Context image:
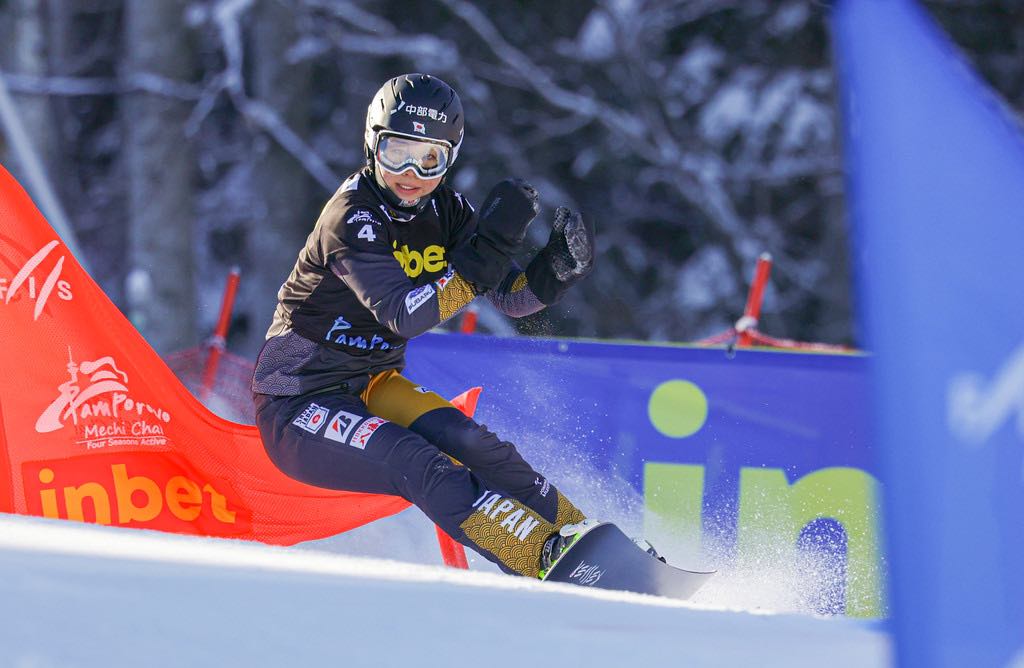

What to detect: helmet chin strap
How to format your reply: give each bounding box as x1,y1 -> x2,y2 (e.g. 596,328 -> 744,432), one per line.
373,168 -> 420,206
369,165 -> 425,222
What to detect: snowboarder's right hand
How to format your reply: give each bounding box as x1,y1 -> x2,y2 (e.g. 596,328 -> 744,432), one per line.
475,178 -> 540,256
450,179 -> 540,293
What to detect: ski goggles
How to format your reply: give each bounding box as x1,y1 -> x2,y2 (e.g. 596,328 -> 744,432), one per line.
374,132 -> 453,179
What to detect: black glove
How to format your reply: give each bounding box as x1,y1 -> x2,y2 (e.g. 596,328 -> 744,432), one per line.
450,179 -> 539,292
525,206 -> 595,305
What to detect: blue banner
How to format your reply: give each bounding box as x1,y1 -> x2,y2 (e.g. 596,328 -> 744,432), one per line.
834,0 -> 1024,663
406,333 -> 880,615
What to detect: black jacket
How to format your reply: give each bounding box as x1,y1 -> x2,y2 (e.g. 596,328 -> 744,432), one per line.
252,170 -> 544,396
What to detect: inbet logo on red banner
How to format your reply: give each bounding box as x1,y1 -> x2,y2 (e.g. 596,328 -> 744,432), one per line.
22,452 -> 251,536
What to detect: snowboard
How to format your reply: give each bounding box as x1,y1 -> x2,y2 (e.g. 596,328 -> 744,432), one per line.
540,522 -> 714,601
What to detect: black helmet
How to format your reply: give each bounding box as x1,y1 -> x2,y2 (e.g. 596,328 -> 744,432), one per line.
364,74 -> 464,213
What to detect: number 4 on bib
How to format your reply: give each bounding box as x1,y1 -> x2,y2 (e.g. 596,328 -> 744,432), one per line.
358,224 -> 377,242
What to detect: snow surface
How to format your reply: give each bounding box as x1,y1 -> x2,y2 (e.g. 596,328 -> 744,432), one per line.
0,513 -> 891,668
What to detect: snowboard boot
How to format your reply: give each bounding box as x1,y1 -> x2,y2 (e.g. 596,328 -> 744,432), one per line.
538,518 -> 602,579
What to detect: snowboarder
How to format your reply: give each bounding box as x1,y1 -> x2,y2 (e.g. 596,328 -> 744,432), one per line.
252,73 -> 595,578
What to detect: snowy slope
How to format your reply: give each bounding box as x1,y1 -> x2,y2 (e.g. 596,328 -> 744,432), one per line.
0,514 -> 890,668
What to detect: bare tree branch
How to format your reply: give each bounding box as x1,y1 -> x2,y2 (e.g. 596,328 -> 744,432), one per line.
436,0 -> 648,141
235,96 -> 340,191
2,72 -> 202,99
204,0 -> 341,191
437,0 -> 759,271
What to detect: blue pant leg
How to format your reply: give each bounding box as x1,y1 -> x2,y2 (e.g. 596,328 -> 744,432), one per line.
255,392 -> 549,574
408,407 -> 580,525
255,392 -> 404,495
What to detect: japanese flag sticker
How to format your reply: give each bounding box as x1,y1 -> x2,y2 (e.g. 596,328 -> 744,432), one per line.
293,403 -> 330,434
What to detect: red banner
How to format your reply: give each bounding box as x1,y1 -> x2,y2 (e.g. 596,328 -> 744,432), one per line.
0,163 -> 415,544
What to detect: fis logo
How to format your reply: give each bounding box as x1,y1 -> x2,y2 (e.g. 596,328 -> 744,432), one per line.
1,240 -> 74,320
948,342 -> 1024,446
947,342 -> 1024,477
471,490 -> 542,541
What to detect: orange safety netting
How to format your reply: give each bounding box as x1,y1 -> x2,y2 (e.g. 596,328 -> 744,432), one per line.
0,163 -> 441,545
697,327 -> 855,353
164,347 -> 258,425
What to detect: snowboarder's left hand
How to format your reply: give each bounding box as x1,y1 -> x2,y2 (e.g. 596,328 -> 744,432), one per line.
525,207 -> 595,305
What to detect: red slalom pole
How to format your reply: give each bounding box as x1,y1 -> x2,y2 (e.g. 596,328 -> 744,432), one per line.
736,253 -> 773,347
435,525 -> 469,569
459,304 -> 479,334
0,398 -> 14,512
200,267 -> 241,403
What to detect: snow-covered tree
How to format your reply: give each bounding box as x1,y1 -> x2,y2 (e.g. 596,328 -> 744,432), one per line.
0,0 -> 1020,355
